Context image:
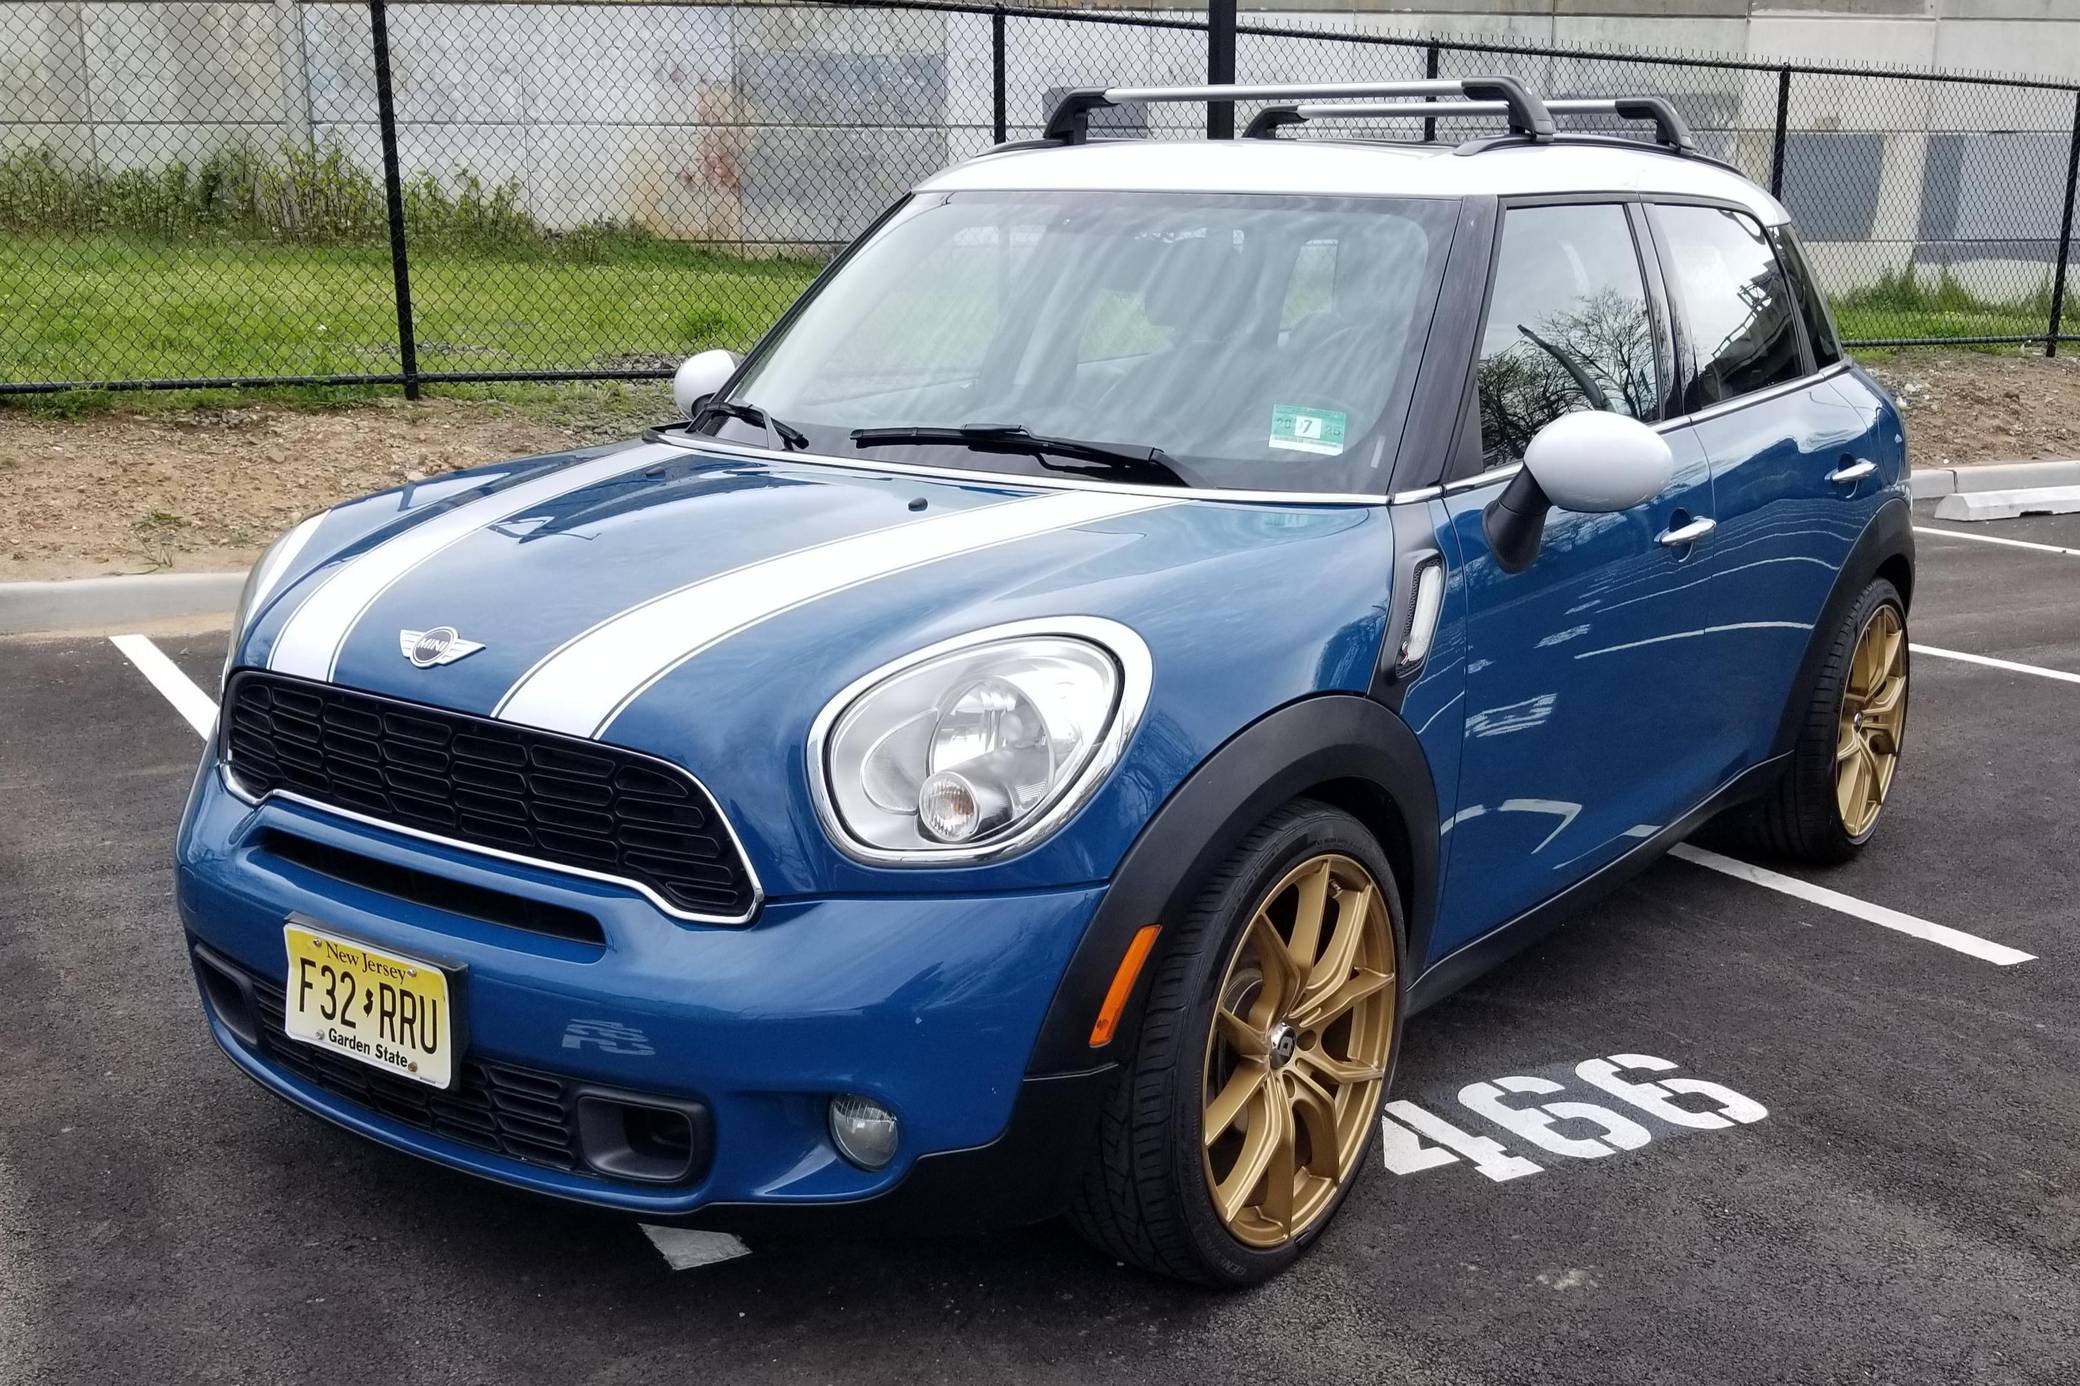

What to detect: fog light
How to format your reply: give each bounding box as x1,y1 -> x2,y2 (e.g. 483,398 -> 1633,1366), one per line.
829,1093 -> 900,1170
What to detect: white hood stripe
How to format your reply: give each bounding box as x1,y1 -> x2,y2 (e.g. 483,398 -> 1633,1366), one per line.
496,489 -> 1177,738
267,445 -> 676,681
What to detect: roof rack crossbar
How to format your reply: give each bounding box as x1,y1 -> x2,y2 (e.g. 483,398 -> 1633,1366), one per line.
1241,92 -> 1698,156
1242,100 -> 1511,139
1545,97 -> 1696,152
1043,77 -> 1553,145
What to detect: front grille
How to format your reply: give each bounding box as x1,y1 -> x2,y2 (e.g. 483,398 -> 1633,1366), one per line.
223,671 -> 757,921
247,963 -> 589,1172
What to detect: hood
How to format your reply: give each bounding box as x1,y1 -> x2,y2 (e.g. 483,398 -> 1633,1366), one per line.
240,440 -> 1398,895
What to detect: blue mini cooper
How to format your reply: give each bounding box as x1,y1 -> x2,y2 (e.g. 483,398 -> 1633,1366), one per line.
179,79 -> 1914,1286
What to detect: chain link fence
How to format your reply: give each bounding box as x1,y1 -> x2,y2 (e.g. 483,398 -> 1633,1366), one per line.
4,0 -> 2077,397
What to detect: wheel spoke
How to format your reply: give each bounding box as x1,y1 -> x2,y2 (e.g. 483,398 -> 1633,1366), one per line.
1246,910 -> 1304,1017
1835,720 -> 1860,763
1295,1046 -> 1385,1087
1259,1081 -> 1298,1234
1862,674 -> 1905,726
1300,883 -> 1372,1010
1293,966 -> 1393,1030
1204,1062 -> 1267,1145
1214,1084 -> 1283,1225
1216,1007 -> 1268,1058
1837,746 -> 1868,823
1287,1067 -> 1344,1178
1285,860 -> 1333,970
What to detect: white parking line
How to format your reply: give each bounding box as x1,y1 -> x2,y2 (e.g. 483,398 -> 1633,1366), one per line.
1914,524 -> 2080,558
1669,844 -> 2035,966
111,634 -> 217,738
1911,644 -> 2080,687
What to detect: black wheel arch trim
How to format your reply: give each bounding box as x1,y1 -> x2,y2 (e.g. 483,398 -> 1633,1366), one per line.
1770,495 -> 1914,760
1023,694 -> 1440,1077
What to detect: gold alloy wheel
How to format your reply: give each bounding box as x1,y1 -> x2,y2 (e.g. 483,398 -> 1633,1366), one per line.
1836,603 -> 1908,838
1200,853 -> 1396,1249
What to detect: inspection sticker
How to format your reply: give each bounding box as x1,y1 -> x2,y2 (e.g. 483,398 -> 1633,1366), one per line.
1269,405 -> 1347,456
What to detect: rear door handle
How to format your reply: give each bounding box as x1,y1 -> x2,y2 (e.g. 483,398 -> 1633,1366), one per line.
1827,459 -> 1877,484
1657,516 -> 1717,547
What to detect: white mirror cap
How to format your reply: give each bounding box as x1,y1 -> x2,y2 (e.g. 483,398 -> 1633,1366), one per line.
1522,409 -> 1675,514
672,348 -> 742,419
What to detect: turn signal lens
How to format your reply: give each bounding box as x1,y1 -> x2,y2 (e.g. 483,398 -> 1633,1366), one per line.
1089,924 -> 1161,1047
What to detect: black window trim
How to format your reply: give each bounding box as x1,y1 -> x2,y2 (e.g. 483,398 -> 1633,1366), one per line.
1443,191 -> 1673,485
1640,195 -> 1843,426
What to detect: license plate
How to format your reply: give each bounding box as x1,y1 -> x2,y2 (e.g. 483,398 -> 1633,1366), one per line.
283,923 -> 454,1089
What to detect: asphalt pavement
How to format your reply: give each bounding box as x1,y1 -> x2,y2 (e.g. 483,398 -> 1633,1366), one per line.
2,509 -> 2075,1385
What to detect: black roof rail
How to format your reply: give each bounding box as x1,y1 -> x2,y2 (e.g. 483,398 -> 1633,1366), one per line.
1042,77 -> 1554,146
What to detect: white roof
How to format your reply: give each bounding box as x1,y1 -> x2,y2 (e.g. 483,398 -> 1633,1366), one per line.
919,137 -> 1790,226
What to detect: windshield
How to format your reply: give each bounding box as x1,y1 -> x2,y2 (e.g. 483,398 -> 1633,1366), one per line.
702,190 -> 1459,494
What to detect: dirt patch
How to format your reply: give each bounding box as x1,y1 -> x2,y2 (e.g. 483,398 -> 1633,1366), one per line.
0,394 -> 659,582
1864,348 -> 2080,471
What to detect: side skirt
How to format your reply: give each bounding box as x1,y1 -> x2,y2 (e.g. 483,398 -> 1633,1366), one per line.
1405,753 -> 1789,1014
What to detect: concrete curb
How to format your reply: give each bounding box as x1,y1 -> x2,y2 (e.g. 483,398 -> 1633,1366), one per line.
1933,485 -> 2080,522
1910,459 -> 2080,500
0,571 -> 244,636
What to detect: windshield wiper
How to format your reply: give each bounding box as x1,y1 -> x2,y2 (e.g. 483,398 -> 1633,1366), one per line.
693,398 -> 809,451
849,424 -> 1190,486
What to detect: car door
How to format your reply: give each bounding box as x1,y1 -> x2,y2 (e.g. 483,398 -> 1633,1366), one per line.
1433,200 -> 1724,958
1648,205 -> 1890,771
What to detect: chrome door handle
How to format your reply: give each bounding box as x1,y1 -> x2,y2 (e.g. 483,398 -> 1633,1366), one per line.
1657,517 -> 1717,547
1827,459 -> 1877,484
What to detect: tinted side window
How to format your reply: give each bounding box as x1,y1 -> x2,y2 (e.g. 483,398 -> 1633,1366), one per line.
1770,225 -> 1842,367
1654,204 -> 1806,410
1475,204 -> 1659,470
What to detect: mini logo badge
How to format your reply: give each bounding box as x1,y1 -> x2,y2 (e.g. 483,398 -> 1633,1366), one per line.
399,626 -> 485,669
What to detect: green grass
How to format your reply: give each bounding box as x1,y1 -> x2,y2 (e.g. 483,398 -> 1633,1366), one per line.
0,233 -> 822,395
1831,265 -> 2054,347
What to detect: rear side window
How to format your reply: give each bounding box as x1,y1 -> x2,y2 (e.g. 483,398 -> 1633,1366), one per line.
1653,204 -> 1806,411
1770,225 -> 1842,368
1473,203 -> 1660,470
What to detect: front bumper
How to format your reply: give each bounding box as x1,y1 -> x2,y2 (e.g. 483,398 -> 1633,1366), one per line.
177,765 -> 1112,1225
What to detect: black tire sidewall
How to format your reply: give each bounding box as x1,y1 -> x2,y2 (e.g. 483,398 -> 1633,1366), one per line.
1160,803 -> 1408,1286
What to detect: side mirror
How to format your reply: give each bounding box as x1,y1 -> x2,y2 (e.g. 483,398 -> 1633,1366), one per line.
672,349 -> 742,420
1483,411 -> 1675,573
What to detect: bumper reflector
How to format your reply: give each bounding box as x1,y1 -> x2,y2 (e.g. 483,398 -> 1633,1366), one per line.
1089,924 -> 1161,1047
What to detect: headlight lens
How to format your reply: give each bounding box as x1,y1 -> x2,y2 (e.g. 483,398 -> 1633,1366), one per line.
813,620 -> 1151,861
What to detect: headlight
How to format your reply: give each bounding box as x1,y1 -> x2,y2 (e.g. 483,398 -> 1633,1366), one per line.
810,618 -> 1153,863
223,512 -> 324,689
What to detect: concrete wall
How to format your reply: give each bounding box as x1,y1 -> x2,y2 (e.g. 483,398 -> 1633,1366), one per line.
3,0 -> 2075,296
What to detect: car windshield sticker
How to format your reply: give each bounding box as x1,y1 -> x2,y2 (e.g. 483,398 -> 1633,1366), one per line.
1269,405 -> 1347,456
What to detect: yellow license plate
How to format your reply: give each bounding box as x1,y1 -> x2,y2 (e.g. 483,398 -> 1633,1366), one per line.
283,923 -> 454,1089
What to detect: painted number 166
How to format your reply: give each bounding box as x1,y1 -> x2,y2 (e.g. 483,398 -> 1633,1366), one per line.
1380,1053 -> 1768,1181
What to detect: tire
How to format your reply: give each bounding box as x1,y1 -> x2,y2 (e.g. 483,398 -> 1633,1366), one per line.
1066,800 -> 1406,1287
1716,578 -> 1910,865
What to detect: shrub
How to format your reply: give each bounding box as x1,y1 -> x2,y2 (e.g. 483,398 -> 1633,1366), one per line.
0,140 -> 652,258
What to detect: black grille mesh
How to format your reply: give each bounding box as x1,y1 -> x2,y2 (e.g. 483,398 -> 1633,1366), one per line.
224,672 -> 755,920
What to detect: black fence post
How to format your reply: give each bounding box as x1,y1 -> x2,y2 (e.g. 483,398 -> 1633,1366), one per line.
1423,42 -> 1439,144
991,6 -> 1007,144
1207,0 -> 1236,139
1769,66 -> 1791,200
369,0 -> 420,400
2047,89 -> 2080,357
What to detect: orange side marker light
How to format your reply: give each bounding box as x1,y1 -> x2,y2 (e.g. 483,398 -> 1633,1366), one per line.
1089,924 -> 1161,1047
